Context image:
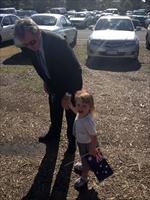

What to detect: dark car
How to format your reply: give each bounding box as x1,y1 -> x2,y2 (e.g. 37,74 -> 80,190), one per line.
146,25 -> 150,50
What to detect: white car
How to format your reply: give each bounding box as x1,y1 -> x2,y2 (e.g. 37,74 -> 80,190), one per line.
87,16 -> 139,60
31,13 -> 77,48
0,14 -> 20,43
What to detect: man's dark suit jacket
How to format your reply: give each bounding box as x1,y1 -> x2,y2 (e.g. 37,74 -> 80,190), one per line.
26,31 -> 82,97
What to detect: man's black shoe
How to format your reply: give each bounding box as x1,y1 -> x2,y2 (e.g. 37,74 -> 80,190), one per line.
38,134 -> 59,143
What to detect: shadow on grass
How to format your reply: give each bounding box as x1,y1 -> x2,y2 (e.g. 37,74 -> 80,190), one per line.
86,57 -> 141,72
50,152 -> 75,200
76,187 -> 100,200
22,138 -> 75,200
3,52 -> 31,65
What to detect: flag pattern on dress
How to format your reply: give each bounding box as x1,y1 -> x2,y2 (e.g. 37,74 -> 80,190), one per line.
86,155 -> 113,182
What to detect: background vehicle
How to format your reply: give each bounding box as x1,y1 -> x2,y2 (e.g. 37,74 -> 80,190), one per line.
16,9 -> 37,18
104,8 -> 119,15
69,11 -> 94,28
145,18 -> 150,28
146,24 -> 150,50
0,7 -> 16,14
50,7 -> 67,15
0,14 -> 20,43
131,9 -> 148,27
31,13 -> 77,48
87,16 -> 139,60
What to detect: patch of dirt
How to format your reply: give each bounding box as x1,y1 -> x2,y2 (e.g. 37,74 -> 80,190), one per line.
0,47 -> 150,200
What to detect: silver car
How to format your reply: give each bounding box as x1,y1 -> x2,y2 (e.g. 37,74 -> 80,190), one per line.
31,13 -> 77,48
0,14 -> 20,43
87,16 -> 139,60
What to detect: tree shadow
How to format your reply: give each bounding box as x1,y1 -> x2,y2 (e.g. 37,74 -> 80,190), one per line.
22,138 -> 60,200
3,52 -> 31,65
86,57 -> 141,72
76,187 -> 100,200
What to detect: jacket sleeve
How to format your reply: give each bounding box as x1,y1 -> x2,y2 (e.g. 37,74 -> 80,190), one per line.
55,39 -> 83,94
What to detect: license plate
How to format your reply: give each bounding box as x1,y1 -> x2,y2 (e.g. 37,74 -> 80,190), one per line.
107,50 -> 117,55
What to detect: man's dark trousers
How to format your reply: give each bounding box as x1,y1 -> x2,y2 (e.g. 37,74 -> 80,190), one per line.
49,94 -> 76,150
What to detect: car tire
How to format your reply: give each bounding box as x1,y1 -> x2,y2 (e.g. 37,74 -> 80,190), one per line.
146,34 -> 150,50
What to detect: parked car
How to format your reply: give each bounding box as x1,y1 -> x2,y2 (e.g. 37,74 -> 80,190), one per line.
131,18 -> 141,29
0,14 -> 20,43
131,9 -> 148,27
146,24 -> 150,50
50,7 -> 67,15
104,8 -> 119,15
31,13 -> 77,48
69,11 -> 94,28
16,9 -> 37,18
0,7 -> 16,14
145,18 -> 150,29
87,16 -> 139,60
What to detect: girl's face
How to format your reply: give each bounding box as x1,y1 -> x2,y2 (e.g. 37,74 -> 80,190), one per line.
76,99 -> 91,118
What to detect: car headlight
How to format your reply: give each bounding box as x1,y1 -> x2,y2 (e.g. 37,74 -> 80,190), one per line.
89,39 -> 104,46
125,40 -> 137,46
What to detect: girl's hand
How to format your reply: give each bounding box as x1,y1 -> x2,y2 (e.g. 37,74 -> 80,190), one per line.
89,148 -> 97,157
95,148 -> 103,162
89,147 -> 103,162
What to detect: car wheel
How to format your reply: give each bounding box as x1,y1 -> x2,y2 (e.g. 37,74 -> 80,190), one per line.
146,34 -> 150,50
70,32 -> 77,48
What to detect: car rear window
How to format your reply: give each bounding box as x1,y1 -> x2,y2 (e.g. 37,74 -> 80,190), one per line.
31,15 -> 57,26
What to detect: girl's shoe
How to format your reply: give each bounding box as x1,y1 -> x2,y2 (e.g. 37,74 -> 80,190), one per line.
73,162 -> 83,175
74,177 -> 89,191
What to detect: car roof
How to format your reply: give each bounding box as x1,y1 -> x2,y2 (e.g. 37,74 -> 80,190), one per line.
100,15 -> 131,20
0,13 -> 17,17
31,13 -> 63,19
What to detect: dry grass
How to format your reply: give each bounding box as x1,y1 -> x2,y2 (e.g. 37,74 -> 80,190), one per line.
0,43 -> 150,200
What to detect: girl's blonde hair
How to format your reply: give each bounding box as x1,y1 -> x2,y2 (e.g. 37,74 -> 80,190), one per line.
75,90 -> 95,114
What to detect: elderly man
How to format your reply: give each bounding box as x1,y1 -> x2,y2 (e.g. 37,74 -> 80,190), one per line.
14,18 -> 82,154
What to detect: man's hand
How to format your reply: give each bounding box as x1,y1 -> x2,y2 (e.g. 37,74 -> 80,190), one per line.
43,82 -> 48,94
61,93 -> 71,110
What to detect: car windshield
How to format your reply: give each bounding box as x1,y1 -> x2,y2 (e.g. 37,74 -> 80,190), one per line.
31,16 -> 57,26
95,18 -> 134,31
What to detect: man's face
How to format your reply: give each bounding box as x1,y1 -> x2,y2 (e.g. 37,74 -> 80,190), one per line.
21,31 -> 41,51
